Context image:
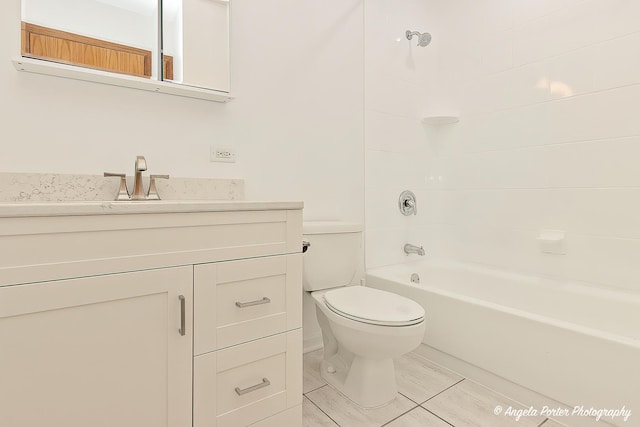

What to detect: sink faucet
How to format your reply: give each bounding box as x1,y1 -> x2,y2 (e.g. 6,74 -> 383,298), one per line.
404,243 -> 425,256
131,156 -> 147,200
104,155 -> 169,201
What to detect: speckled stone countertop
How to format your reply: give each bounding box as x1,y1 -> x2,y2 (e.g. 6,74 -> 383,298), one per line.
0,173 -> 245,203
0,172 -> 302,217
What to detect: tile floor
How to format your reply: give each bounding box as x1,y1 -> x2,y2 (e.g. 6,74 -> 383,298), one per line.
303,349 -> 567,427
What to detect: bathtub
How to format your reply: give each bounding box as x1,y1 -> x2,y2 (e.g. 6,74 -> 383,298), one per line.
366,260 -> 640,426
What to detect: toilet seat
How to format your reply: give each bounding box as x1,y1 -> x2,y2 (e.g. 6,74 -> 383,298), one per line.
323,286 -> 425,327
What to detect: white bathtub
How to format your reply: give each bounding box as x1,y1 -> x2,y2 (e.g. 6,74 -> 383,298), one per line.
366,260 -> 640,426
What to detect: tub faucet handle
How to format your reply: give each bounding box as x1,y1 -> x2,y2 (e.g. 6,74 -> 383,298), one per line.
104,172 -> 130,201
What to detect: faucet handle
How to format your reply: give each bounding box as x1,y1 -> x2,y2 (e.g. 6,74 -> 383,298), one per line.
147,174 -> 170,200
104,172 -> 130,201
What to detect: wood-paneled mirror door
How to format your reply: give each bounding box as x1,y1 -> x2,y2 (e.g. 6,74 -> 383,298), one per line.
20,0 -> 230,93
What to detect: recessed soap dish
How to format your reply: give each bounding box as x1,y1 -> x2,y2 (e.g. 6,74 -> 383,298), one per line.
421,116 -> 459,125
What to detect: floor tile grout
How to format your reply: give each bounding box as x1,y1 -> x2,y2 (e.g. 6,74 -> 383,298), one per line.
304,393 -> 341,427
380,404 -> 419,427
537,418 -> 550,427
423,407 -> 457,427
420,378 -> 466,405
303,382 -> 328,396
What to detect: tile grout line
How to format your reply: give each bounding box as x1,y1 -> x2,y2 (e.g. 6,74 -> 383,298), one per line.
303,382 -> 328,395
304,389 -> 342,427
423,407 -> 456,427
379,393 -> 420,427
421,378 -> 466,405
537,417 -> 550,427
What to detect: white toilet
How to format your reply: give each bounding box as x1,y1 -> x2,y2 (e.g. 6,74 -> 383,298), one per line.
303,222 -> 426,408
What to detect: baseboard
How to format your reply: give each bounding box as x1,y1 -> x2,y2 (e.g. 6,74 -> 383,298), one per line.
303,334 -> 323,354
414,344 -> 615,427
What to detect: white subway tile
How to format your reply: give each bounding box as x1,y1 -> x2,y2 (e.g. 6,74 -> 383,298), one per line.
546,47 -> 596,99
505,62 -> 551,107
513,0 -> 640,66
548,85 -> 640,144
482,31 -> 514,75
564,234 -> 640,292
512,0 -> 585,27
365,110 -> 428,153
541,137 -> 640,188
365,149 -> 430,190
593,32 -> 640,91
541,189 -> 640,240
366,74 -> 425,118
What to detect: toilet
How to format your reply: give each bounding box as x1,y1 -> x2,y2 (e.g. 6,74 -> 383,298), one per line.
303,222 -> 426,408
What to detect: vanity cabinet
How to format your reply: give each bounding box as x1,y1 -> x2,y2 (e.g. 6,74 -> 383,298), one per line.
0,202 -> 303,427
0,267 -> 193,427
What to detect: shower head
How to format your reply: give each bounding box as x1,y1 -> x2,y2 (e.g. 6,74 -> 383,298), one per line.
406,30 -> 432,47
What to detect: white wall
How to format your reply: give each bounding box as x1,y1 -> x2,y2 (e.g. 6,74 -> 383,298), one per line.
421,0 -> 640,293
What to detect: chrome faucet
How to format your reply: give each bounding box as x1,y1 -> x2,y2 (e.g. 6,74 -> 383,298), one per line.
404,243 -> 425,256
131,156 -> 148,200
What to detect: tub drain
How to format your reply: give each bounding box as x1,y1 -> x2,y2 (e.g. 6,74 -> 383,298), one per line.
410,273 -> 420,284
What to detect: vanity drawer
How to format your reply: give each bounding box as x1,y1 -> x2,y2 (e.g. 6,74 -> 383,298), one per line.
194,254 -> 302,354
193,329 -> 302,427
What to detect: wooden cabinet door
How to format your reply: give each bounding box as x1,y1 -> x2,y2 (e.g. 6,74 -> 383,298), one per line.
0,266 -> 193,427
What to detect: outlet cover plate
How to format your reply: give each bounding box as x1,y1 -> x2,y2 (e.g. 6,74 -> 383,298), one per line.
210,146 -> 236,163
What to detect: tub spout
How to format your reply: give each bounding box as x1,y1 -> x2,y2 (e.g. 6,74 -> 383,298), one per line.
404,243 -> 425,256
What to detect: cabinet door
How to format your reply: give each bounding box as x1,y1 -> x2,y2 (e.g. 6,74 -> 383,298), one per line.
0,266 -> 193,427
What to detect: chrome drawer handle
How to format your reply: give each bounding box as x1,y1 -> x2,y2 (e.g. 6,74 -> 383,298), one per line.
235,297 -> 271,308
235,378 -> 270,396
179,295 -> 186,336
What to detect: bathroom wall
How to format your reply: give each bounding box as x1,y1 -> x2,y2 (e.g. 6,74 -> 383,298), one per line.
422,0 -> 640,293
1,0 -> 364,223
363,0 -> 444,269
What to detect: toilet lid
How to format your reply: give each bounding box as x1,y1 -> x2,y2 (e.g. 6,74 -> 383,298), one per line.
324,286 -> 425,326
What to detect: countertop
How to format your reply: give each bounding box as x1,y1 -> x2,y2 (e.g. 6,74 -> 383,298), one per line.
0,200 -> 304,218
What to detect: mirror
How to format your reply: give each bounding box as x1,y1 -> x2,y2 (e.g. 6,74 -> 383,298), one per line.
20,0 -> 230,93
163,0 -> 230,92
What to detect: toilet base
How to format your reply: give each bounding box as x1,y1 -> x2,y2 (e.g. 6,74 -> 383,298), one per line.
320,352 -> 398,408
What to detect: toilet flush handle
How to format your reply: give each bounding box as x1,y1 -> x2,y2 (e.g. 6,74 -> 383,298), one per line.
302,240 -> 311,253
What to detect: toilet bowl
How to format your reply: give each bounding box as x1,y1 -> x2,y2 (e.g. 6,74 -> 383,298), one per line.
303,222 -> 426,408
311,287 -> 425,407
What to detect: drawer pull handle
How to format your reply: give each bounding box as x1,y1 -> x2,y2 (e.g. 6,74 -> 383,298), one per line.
235,297 -> 271,308
179,295 -> 186,336
235,378 -> 271,396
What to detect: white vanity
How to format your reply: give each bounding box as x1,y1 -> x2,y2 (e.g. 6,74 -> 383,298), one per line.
0,200 -> 303,427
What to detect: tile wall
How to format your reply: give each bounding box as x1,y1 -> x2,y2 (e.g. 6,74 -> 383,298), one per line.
366,0 -> 640,293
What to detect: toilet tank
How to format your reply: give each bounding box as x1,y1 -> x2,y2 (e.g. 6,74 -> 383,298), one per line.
302,221 -> 362,292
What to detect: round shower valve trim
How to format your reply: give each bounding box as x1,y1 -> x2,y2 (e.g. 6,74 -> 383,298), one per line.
399,190 -> 417,216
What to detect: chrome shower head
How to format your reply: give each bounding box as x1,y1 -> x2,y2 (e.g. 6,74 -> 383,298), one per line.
406,30 -> 432,47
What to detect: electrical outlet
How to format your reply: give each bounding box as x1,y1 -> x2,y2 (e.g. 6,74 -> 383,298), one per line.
210,146 -> 236,163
